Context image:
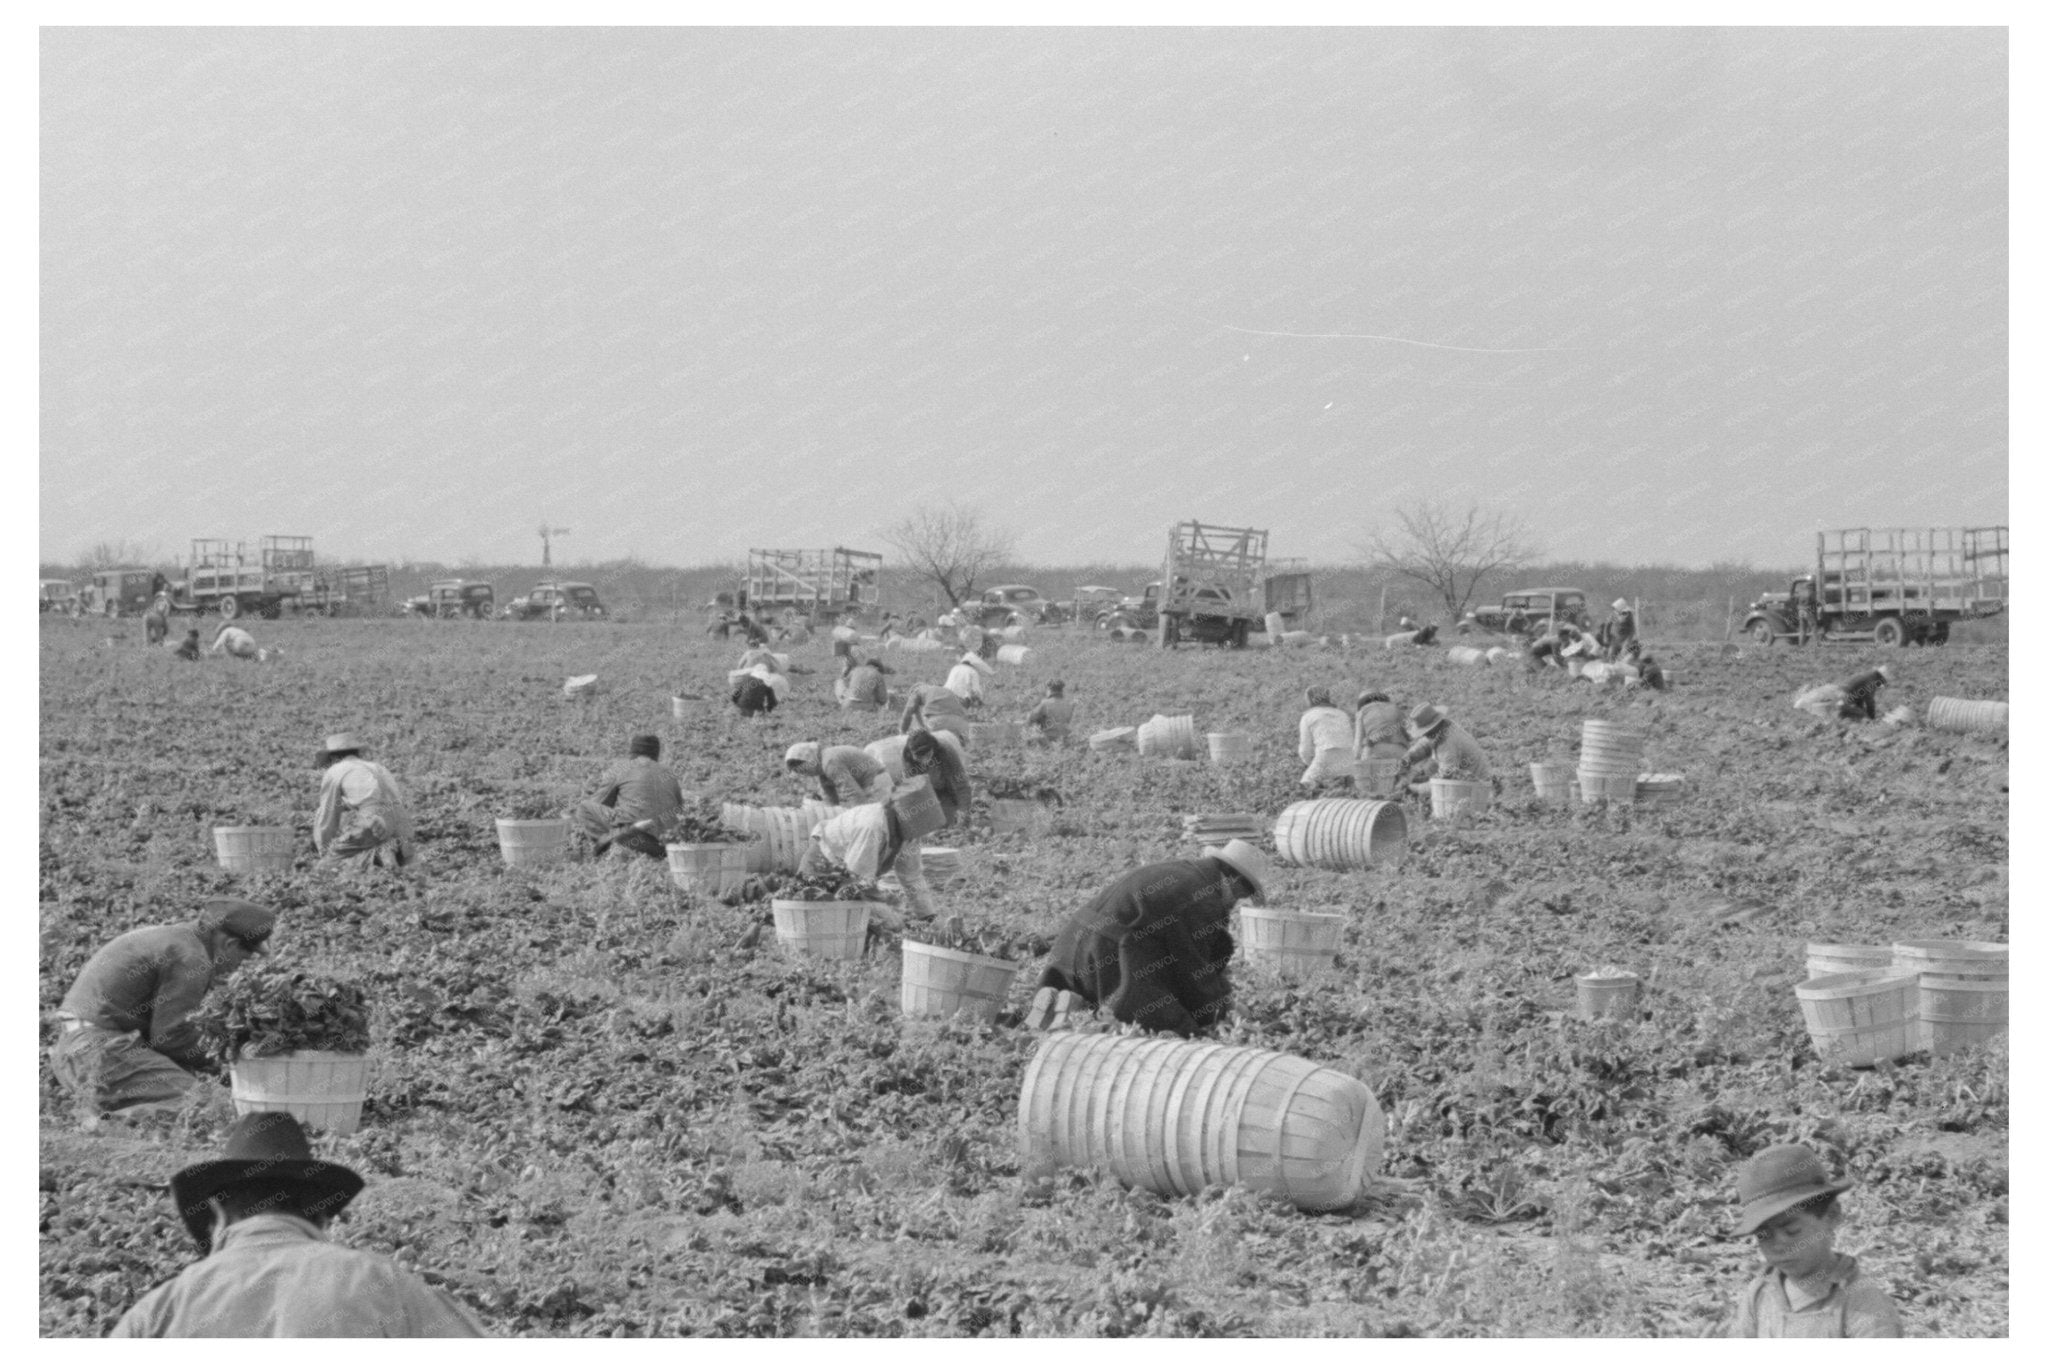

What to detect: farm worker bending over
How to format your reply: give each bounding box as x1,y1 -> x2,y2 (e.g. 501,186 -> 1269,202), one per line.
313,732 -> 417,871
50,898 -> 274,1114
900,680 -> 971,743
1298,686 -> 1358,792
835,654 -> 892,711
731,670 -> 778,716
866,727 -> 966,782
736,644 -> 781,673
110,1113 -> 487,1338
1601,598 -> 1638,661
1625,642 -> 1667,691
173,627 -> 202,660
1526,622 -> 1586,671
144,607 -> 169,647
1835,665 -> 1891,722
784,741 -> 894,806
1024,680 -> 1077,743
1353,691 -> 1406,763
1026,839 -> 1268,1038
1395,704 -> 1492,793
798,801 -> 937,923
574,734 -> 689,858
901,728 -> 972,826
210,623 -> 258,659
944,652 -> 989,707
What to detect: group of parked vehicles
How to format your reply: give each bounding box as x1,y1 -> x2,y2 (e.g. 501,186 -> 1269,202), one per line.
399,579 -> 608,621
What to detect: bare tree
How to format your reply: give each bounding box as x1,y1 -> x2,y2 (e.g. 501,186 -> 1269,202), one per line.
1364,501 -> 1536,622
879,500 -> 1017,609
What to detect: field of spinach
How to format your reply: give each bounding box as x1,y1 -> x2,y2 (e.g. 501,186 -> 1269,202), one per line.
37,614 -> 2008,1337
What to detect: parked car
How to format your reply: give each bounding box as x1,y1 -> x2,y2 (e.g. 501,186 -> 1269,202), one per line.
975,584 -> 1068,627
1071,585 -> 1124,626
1469,588 -> 1592,637
39,579 -> 79,614
404,579 -> 496,620
505,580 -> 607,621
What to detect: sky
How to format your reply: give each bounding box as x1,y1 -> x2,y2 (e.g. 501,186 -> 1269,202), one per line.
38,26 -> 2008,571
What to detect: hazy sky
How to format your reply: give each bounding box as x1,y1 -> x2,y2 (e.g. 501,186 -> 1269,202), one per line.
39,27 -> 2007,570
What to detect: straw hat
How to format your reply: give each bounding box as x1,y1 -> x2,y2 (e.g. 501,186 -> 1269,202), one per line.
1201,838 -> 1270,902
1875,664 -> 1893,682
170,1113 -> 364,1251
1405,704 -> 1447,738
320,732 -> 364,755
1730,1144 -> 1850,1236
783,742 -> 820,770
1612,598 -> 1630,612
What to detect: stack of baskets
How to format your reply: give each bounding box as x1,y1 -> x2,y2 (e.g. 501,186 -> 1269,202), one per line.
1577,720 -> 1644,804
720,802 -> 806,873
1136,714 -> 1199,759
1925,696 -> 2009,735
1795,939 -> 2010,1064
1182,813 -> 1263,848
1271,799 -> 1408,871
1895,939 -> 2008,1056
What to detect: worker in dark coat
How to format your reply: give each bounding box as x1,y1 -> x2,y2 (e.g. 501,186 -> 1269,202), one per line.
172,627 -> 201,661
1027,840 -> 1269,1037
1624,641 -> 1667,691
1836,665 -> 1891,721
574,735 -> 689,857
731,672 -> 777,717
50,899 -> 275,1113
1602,598 -> 1638,661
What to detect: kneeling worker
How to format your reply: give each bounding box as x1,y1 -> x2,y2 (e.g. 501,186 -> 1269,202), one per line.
797,792 -> 940,923
50,898 -> 275,1114
1395,704 -> 1492,794
1027,839 -> 1268,1038
574,734 -> 689,857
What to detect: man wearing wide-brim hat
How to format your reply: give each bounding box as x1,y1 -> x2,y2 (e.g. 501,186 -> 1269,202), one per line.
110,1112 -> 487,1337
1395,703 -> 1493,793
313,732 -> 417,871
50,898 -> 275,1115
1027,839 -> 1269,1037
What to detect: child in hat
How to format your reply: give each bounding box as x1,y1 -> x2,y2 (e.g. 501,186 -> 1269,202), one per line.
1726,1143 -> 1902,1337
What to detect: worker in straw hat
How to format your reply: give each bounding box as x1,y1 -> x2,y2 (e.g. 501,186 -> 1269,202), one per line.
313,732 -> 417,871
50,898 -> 275,1115
109,1112 -> 487,1336
1723,1143 -> 1901,1337
1394,704 -> 1492,794
574,734 -> 690,858
1601,597 -> 1638,661
1026,839 -> 1269,1037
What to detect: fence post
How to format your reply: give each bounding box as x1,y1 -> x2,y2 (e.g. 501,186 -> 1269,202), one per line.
1724,597 -> 1734,641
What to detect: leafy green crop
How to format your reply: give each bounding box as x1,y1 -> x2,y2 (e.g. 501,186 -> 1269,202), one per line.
194,964 -> 372,1064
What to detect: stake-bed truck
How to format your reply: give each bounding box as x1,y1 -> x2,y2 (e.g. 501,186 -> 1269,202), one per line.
1742,527 -> 2007,647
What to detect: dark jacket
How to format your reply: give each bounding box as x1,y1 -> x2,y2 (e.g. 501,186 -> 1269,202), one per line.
59,924 -> 216,1067
731,675 -> 777,716
902,733 -> 973,826
1038,860 -> 1239,1037
1837,668 -> 1887,721
593,756 -> 688,827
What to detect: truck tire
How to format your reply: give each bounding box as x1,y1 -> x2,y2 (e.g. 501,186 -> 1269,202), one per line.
1872,617 -> 1905,647
217,595 -> 240,621
1229,618 -> 1251,649
1931,622 -> 1950,645
1747,619 -> 1776,647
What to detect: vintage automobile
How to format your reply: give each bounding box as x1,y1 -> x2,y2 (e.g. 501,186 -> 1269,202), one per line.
974,584 -> 1066,627
1469,587 -> 1592,637
404,579 -> 497,620
504,580 -> 607,621
80,567 -> 163,618
39,579 -> 79,614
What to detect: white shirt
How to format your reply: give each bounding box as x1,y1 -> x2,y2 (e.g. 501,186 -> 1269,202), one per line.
810,803 -> 895,880
211,627 -> 257,658
944,663 -> 984,703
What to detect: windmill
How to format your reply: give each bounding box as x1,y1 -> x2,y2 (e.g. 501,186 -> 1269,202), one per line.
539,525 -> 571,568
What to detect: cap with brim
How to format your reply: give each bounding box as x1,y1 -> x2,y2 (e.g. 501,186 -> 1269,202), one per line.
321,733 -> 363,755
1201,838 -> 1270,902
171,1113 -> 364,1250
1612,599 -> 1630,612
783,742 -> 819,769
196,898 -> 275,952
1729,1144 -> 1851,1236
